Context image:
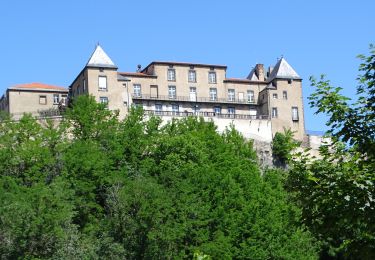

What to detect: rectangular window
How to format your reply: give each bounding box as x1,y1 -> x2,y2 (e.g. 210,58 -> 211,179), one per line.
53,94 -> 59,104
98,76 -> 107,91
83,79 -> 86,93
167,69 -> 176,81
133,84 -> 141,97
228,107 -> 235,115
247,90 -> 255,103
190,87 -> 197,101
214,106 -> 221,114
272,107 -> 278,118
209,88 -> 217,101
168,85 -> 176,99
292,107 -> 299,121
39,95 -> 47,105
188,70 -> 196,83
228,89 -> 235,101
100,97 -> 108,106
283,91 -> 288,100
61,95 -> 67,106
208,71 -> 217,83
155,104 -> 163,115
171,104 -> 179,115
132,103 -> 143,109
273,93 -> 278,99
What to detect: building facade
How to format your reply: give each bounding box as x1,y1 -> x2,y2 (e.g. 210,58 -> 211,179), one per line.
0,83 -> 68,119
69,45 -> 305,141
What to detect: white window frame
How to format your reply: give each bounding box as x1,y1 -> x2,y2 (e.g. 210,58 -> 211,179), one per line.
228,89 -> 235,101
98,76 -> 107,91
53,94 -> 59,104
189,87 -> 197,101
168,85 -> 176,99
247,90 -> 255,103
208,71 -> 217,84
133,84 -> 141,97
209,88 -> 217,101
167,69 -> 176,81
188,70 -> 196,83
99,96 -> 108,106
292,107 -> 299,121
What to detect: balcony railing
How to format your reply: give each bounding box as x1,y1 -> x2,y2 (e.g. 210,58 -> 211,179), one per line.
132,94 -> 257,105
144,110 -> 268,120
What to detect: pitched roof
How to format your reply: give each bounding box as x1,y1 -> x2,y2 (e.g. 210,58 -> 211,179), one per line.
247,67 -> 259,81
118,72 -> 157,78
141,61 -> 227,73
9,82 -> 68,92
268,57 -> 300,81
86,44 -> 117,68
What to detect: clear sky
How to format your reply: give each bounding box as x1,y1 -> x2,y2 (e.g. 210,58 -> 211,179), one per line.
0,0 -> 374,131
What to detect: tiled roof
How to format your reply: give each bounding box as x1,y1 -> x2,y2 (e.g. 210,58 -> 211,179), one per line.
9,82 -> 68,91
118,72 -> 157,78
224,78 -> 252,83
141,61 -> 227,73
224,78 -> 266,84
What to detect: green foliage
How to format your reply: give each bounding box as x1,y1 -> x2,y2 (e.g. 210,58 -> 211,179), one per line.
288,145 -> 375,259
272,128 -> 301,166
289,45 -> 375,258
0,95 -> 319,259
309,44 -> 375,157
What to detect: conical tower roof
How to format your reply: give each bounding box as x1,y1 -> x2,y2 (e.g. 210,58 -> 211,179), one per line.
268,57 -> 300,81
86,44 -> 117,68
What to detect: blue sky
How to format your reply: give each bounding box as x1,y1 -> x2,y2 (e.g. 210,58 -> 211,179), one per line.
0,0 -> 374,131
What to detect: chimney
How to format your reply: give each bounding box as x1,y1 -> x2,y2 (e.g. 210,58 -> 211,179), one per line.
255,64 -> 265,81
267,66 -> 274,78
136,64 -> 142,72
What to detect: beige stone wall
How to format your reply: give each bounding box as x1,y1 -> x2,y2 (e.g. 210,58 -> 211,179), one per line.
86,68 -> 129,118
268,79 -> 305,140
7,90 -> 67,119
127,64 -> 268,117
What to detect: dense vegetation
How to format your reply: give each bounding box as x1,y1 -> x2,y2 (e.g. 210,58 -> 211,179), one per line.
0,96 -> 317,259
286,45 -> 375,259
1,45 -> 373,259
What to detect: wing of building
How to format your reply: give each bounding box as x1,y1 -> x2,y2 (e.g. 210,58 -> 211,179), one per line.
0,44 -> 305,141
69,45 -> 305,141
0,83 -> 68,119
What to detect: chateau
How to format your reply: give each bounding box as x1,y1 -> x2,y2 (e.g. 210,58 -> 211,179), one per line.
1,45 -> 305,142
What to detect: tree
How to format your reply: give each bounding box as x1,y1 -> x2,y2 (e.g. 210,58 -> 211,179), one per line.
272,128 -> 301,167
288,45 -> 375,258
309,44 -> 375,157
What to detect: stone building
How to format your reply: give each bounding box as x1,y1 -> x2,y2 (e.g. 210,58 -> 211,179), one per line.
69,45 -> 305,141
0,83 -> 68,119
